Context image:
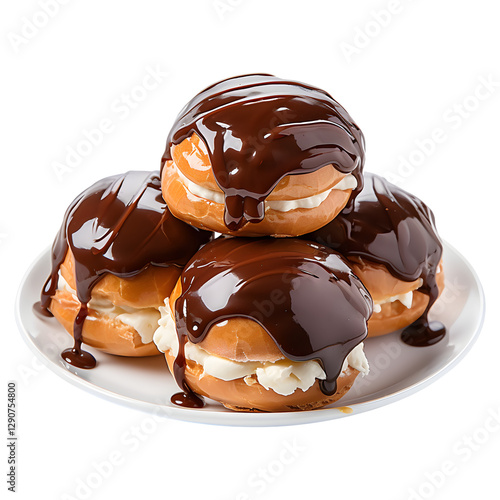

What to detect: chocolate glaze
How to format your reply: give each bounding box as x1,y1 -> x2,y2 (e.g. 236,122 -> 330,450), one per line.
162,74 -> 365,231
170,390 -> 204,409
40,171 -> 212,368
303,173 -> 445,346
173,237 -> 372,404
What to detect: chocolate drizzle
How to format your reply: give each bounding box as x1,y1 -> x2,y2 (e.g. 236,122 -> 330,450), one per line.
162,74 -> 365,231
303,173 -> 445,346
40,171 -> 212,368
173,238 -> 372,402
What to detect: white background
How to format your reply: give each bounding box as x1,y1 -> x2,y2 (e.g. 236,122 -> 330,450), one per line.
2,1 -> 499,499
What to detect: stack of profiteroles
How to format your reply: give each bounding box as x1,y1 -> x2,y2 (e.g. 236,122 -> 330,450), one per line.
39,74 -> 445,412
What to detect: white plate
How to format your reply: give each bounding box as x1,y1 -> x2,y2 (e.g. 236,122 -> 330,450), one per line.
16,242 -> 484,427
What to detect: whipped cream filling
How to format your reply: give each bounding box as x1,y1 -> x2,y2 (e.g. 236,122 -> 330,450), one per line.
175,165 -> 357,213
373,290 -> 414,314
372,266 -> 442,314
57,274 -> 160,344
153,300 -> 369,396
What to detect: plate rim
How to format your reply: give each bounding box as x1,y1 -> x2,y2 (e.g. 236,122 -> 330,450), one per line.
15,242 -> 485,427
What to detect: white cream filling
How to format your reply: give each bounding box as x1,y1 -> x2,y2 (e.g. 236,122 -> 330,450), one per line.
175,165 -> 357,213
373,290 -> 414,314
153,300 -> 369,396
57,274 -> 160,344
372,265 -> 443,314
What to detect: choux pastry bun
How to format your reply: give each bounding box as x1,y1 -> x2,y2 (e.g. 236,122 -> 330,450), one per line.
303,172 -> 445,344
161,74 -> 365,237
40,171 -> 212,368
153,237 -> 372,412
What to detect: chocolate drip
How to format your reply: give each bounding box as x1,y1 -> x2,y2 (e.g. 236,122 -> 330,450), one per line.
173,238 -> 372,402
162,74 -> 365,231
40,171 -> 212,368
170,391 -> 204,408
303,173 -> 445,346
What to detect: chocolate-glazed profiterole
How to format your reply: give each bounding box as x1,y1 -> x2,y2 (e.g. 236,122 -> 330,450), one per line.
304,173 -> 445,345
153,238 -> 372,411
161,74 -> 365,236
39,171 -> 211,368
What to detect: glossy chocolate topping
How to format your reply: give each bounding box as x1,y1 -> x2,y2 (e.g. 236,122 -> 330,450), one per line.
40,171 -> 212,368
173,237 -> 372,403
162,74 -> 365,231
303,173 -> 445,346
